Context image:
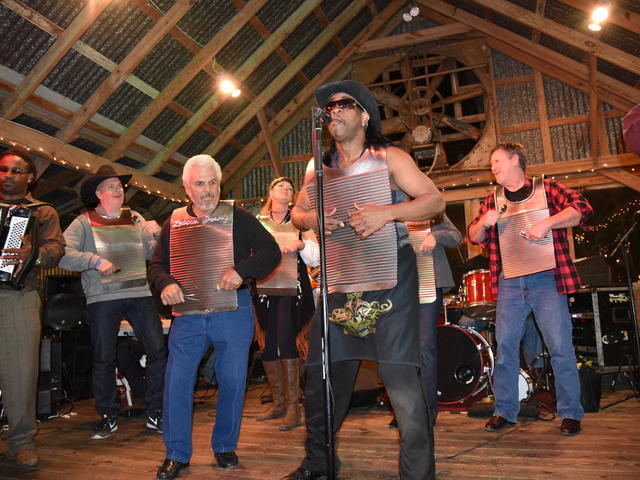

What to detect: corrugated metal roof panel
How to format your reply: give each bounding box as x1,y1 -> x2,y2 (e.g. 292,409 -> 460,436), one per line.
550,123 -> 589,161
132,35 -> 192,91
268,77 -> 305,113
496,82 -> 538,126
216,143 -> 239,169
234,117 -> 260,146
303,44 -> 338,79
281,15 -> 322,59
28,0 -> 84,29
79,2 -> 153,64
255,0 -> 304,32
502,129 -> 544,165
338,7 -> 371,45
491,49 -> 532,80
215,23 -> 264,73
142,107 -> 187,145
43,50 -> 110,104
98,82 -> 153,126
543,77 -> 588,119
177,127 -> 215,158
175,70 -> 213,113
245,52 -> 287,96
207,96 -> 250,131
176,0 -> 237,45
279,117 -> 311,158
0,9 -> 55,75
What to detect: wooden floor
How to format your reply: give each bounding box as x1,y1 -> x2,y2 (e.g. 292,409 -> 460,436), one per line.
1,383 -> 639,480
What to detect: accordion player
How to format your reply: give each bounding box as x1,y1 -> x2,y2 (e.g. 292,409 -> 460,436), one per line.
0,203 -> 42,289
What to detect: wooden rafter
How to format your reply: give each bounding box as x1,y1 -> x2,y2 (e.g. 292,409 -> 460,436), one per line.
221,0 -> 407,193
141,0 -> 324,175
0,118 -> 186,201
103,0 -> 268,162
0,0 -> 112,119
469,0 -> 640,77
600,168 -> 640,192
55,0 -> 196,143
202,0 -> 373,161
356,23 -> 471,54
417,0 -> 640,111
257,110 -> 283,178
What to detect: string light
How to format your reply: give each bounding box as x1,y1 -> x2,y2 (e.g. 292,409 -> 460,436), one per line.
0,137 -> 184,203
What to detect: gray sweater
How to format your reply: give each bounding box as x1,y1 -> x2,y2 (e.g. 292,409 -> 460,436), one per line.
58,209 -> 156,304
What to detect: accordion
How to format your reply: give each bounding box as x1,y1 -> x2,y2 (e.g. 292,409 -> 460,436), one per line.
0,204 -> 37,290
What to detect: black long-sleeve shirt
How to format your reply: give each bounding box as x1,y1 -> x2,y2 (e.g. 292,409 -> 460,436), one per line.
149,203 -> 281,293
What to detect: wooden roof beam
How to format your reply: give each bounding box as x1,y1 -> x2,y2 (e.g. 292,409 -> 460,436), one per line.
221,0 -> 407,192
356,23 -> 472,54
0,0 -> 112,119
55,0 -> 196,143
230,0 -> 310,86
417,0 -> 640,111
1,118 -> 186,201
557,0 -> 640,36
141,0 -> 325,175
103,0 -> 268,162
257,110 -> 283,178
468,0 -> 640,77
202,0 -> 374,160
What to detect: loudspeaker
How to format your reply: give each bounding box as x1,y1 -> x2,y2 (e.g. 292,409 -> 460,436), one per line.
43,275 -> 86,330
574,256 -> 611,287
569,287 -> 635,371
61,329 -> 93,401
37,388 -> 62,419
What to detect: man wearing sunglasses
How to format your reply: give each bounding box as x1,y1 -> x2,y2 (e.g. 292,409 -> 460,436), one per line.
286,80 -> 444,480
0,148 -> 65,467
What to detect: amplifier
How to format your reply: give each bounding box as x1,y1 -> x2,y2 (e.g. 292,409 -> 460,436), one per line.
569,287 -> 635,372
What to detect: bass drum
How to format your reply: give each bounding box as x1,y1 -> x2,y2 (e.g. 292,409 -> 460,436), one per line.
437,324 -> 494,405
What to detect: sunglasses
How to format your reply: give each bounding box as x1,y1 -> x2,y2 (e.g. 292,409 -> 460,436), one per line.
324,98 -> 364,114
0,165 -> 31,175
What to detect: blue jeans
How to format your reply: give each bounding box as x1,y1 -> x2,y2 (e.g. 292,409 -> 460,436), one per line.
418,289 -> 442,421
163,289 -> 254,463
87,296 -> 167,417
493,270 -> 583,422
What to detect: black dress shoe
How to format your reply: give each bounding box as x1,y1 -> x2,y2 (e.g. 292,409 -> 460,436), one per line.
157,458 -> 189,480
560,418 -> 581,436
281,466 -> 328,480
485,415 -> 515,432
215,451 -> 238,469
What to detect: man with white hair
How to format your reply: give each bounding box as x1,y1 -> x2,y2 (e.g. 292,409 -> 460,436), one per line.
149,154 -> 280,480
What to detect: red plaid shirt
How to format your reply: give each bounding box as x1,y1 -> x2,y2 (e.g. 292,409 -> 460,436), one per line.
468,176 -> 593,298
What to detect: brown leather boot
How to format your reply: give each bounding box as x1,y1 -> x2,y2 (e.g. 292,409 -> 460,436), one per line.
256,360 -> 286,421
280,358 -> 302,431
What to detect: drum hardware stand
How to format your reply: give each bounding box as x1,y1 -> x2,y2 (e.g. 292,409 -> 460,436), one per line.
606,215 -> 640,401
311,107 -> 336,480
528,350 -> 554,393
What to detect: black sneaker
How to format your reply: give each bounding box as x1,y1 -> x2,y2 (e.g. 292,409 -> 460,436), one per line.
91,414 -> 117,439
146,412 -> 163,434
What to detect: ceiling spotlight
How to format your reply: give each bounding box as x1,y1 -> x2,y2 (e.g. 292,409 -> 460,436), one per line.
231,88 -> 241,98
220,79 -> 236,94
588,22 -> 602,31
402,12 -> 412,22
410,6 -> 420,17
591,5 -> 609,23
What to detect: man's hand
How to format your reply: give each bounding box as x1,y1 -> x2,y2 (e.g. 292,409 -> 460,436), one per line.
523,219 -> 551,242
348,203 -> 391,239
96,258 -> 119,276
160,283 -> 185,305
420,233 -> 437,252
0,235 -> 32,276
482,209 -> 501,229
218,268 -> 243,290
281,239 -> 305,253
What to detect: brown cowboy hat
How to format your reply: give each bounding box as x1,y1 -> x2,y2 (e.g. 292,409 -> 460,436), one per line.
80,165 -> 132,203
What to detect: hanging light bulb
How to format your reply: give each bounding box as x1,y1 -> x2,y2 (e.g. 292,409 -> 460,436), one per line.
219,79 -> 236,94
231,88 -> 241,98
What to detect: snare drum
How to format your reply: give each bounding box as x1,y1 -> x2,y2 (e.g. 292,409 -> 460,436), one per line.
462,269 -> 496,321
437,324 -> 494,405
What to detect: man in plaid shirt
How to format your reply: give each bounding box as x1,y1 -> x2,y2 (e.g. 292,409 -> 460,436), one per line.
468,142 -> 593,436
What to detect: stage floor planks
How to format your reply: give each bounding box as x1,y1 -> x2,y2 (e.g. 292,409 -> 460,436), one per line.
1,385 -> 639,480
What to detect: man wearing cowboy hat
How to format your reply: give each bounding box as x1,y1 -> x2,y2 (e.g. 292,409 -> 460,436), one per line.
0,148 -> 65,467
59,164 -> 167,440
287,80 -> 444,480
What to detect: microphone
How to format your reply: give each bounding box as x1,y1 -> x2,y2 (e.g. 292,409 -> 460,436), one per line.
312,107 -> 331,124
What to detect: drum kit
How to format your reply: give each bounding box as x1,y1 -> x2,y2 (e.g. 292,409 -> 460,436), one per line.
437,269 -> 540,407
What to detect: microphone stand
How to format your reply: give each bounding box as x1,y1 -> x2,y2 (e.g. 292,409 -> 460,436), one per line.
609,216 -> 640,397
311,107 -> 335,479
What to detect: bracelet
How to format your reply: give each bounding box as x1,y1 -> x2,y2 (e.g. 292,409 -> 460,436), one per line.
95,257 -> 103,268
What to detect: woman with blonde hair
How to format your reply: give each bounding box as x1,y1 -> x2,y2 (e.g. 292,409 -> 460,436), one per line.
254,177 -> 318,431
